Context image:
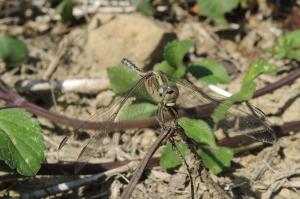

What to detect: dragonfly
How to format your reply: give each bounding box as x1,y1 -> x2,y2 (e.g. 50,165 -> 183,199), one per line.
60,58 -> 276,198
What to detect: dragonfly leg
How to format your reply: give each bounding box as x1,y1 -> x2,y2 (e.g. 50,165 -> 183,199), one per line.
156,104 -> 165,128
176,127 -> 232,199
169,137 -> 195,199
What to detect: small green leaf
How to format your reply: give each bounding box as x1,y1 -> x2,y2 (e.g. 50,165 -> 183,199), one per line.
212,82 -> 256,123
243,60 -> 277,85
153,61 -> 176,76
160,142 -> 188,169
118,102 -> 157,121
189,60 -> 230,84
56,0 -> 74,22
107,66 -> 153,102
178,118 -> 215,146
232,81 -> 256,102
279,30 -> 300,48
212,59 -> 275,123
197,146 -> 234,174
271,30 -> 300,60
0,35 -> 28,66
0,108 -> 44,176
197,0 -> 240,24
288,50 -> 300,60
130,0 -> 154,16
164,40 -> 192,77
107,66 -> 140,95
212,100 -> 233,123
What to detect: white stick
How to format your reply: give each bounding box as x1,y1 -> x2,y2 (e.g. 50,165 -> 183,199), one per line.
208,84 -> 232,97
73,6 -> 136,15
16,78 -> 110,94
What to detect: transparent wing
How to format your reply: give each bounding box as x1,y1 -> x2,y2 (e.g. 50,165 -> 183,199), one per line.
173,77 -> 276,144
59,75 -> 150,173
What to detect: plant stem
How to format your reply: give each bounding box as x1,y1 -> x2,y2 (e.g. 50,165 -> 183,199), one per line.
0,120 -> 299,176
0,67 -> 299,133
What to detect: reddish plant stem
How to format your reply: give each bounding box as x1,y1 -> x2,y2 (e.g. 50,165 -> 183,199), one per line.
0,68 -> 299,132
0,89 -> 215,131
0,158 -> 160,177
218,120 -> 300,147
1,119 -> 298,176
253,67 -> 300,97
39,158 -> 160,175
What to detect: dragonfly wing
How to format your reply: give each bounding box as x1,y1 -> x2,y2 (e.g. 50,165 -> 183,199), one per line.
173,78 -> 276,144
59,75 -> 149,173
75,131 -> 108,173
76,75 -> 151,171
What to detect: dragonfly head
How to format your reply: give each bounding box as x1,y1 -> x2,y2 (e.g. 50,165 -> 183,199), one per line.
159,84 -> 179,107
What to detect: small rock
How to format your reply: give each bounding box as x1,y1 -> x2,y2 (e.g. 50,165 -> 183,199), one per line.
140,129 -> 157,147
177,22 -> 216,55
85,13 -> 176,70
169,172 -> 187,190
278,188 -> 299,199
151,170 -> 171,181
282,98 -> 300,122
94,90 -> 115,107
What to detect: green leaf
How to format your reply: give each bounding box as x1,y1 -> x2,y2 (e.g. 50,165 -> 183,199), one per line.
211,100 -> 233,123
271,30 -> 300,60
196,146 -> 234,174
160,142 -> 188,169
130,0 -> 154,16
107,66 -> 140,95
288,50 -> 300,60
153,61 -> 176,76
0,35 -> 28,66
56,0 -> 74,22
278,30 -> 300,48
107,66 -> 153,102
118,102 -> 157,121
232,81 -> 256,102
178,118 -> 215,146
212,59 -> 275,123
164,40 -> 192,77
212,82 -> 256,123
243,60 -> 277,85
0,108 -> 44,176
197,0 -> 240,24
188,60 -> 230,84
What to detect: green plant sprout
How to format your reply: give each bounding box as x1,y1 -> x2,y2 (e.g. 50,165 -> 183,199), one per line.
130,0 -> 155,16
56,0 -> 75,22
269,29 -> 300,60
0,35 -> 28,67
197,0 -> 241,24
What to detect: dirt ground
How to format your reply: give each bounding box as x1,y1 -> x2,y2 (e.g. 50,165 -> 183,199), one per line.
1,0 -> 300,199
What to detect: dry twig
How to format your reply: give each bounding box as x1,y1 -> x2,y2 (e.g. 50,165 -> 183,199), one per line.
21,161 -> 140,199
262,166 -> 300,199
43,37 -> 72,80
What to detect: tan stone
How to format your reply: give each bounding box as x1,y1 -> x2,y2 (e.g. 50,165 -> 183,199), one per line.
282,98 -> 300,122
85,13 -> 176,70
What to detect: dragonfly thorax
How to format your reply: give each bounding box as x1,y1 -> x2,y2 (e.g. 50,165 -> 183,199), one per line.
144,71 -> 179,107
